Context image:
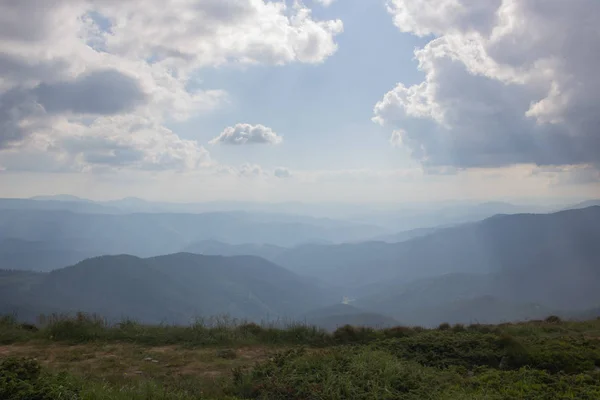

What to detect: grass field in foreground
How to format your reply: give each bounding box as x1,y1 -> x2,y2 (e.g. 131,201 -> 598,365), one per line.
1,314 -> 600,399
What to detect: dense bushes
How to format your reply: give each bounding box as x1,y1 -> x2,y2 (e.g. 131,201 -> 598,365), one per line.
231,347 -> 461,399
2,314 -> 600,399
229,347 -> 600,400
0,358 -> 79,400
3,313 -> 335,347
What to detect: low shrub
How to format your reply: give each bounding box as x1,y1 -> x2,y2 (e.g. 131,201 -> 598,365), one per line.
333,325 -> 378,344
438,322 -> 451,331
0,358 -> 80,400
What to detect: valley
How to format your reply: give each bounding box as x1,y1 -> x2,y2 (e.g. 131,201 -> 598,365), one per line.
1,197 -> 599,329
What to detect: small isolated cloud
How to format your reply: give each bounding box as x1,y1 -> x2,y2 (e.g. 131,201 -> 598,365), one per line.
238,163 -> 266,178
274,167 -> 292,178
210,124 -> 283,146
315,0 -> 337,7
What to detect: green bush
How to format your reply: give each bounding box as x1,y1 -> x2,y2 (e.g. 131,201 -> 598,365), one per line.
333,325 -> 378,344
545,315 -> 562,324
0,315 -> 36,344
382,326 -> 415,339
438,322 -> 451,331
0,358 -> 79,400
375,331 -> 503,369
40,312 -> 107,342
230,347 -> 461,400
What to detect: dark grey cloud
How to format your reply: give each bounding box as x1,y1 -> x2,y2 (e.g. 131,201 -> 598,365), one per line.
0,0 -> 75,42
377,0 -> 600,170
34,70 -> 147,115
0,89 -> 44,149
0,53 -> 70,85
0,69 -> 146,149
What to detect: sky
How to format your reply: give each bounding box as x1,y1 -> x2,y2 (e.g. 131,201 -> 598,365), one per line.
0,0 -> 599,203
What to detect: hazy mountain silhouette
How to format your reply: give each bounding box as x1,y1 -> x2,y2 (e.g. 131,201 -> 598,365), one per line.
1,253 -> 340,323
0,198 -> 121,214
182,240 -> 286,260
355,273 -> 561,326
369,226 -> 440,243
0,209 -> 387,264
565,199 -> 600,210
274,207 -> 600,292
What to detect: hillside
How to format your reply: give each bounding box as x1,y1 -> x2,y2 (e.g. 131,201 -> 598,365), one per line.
273,207 -> 600,296
2,207 -> 600,327
1,253 -> 340,323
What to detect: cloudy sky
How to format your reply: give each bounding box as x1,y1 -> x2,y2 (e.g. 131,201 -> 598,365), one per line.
0,0 -> 598,203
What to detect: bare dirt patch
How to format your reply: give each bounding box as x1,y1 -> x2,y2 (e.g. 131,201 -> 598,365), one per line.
0,342 -> 278,381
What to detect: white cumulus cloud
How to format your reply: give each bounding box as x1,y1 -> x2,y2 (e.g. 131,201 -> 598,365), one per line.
210,124 -> 283,146
0,0 -> 342,172
315,0 -> 337,7
376,0 -> 600,170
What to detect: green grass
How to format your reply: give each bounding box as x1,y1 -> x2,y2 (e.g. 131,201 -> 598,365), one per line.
2,314 -> 600,399
1,313 -> 333,347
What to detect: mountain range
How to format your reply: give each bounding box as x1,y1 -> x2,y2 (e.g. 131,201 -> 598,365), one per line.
1,253 -> 339,324
1,199 -> 600,328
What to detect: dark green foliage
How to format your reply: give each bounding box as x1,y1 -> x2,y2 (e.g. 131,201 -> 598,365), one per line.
0,358 -> 79,400
0,313 -> 337,348
438,322 -> 451,330
0,314 -> 36,344
545,315 -> 562,323
464,368 -> 600,399
40,312 -> 107,342
332,325 -> 378,344
375,330 -> 504,369
374,328 -> 600,374
381,325 -> 415,338
524,336 -> 600,374
230,347 -> 461,400
230,346 -> 600,399
236,323 -> 264,336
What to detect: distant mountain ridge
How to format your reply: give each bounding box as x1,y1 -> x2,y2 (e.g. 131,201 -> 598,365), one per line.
271,207 -> 600,290
2,203 -> 600,328
0,208 -> 387,267
0,253 -> 341,324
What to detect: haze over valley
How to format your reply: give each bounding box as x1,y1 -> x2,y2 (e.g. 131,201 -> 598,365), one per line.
1,0 -> 600,330
0,196 -> 599,329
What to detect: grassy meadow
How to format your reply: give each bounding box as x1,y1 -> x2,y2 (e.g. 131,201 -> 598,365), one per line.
1,313 -> 600,399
